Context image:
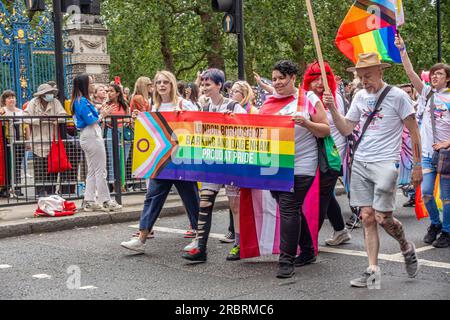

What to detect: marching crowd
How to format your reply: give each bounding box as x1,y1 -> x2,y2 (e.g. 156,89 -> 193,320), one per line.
1,33 -> 449,287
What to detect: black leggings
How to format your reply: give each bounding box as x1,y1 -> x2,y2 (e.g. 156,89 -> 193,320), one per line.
319,171 -> 345,232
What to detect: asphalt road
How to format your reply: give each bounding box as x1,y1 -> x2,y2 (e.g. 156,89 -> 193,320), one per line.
0,192 -> 449,301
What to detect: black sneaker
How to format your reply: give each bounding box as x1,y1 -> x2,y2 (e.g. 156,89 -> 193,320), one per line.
346,211 -> 362,229
226,245 -> 240,261
432,232 -> 450,248
276,263 -> 295,279
423,224 -> 442,244
182,248 -> 207,262
294,251 -> 317,267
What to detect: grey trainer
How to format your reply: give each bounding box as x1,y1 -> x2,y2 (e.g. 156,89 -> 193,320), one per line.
403,241 -> 420,278
325,228 -> 352,246
350,267 -> 380,288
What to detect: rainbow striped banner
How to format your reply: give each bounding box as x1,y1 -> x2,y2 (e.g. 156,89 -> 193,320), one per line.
132,111 -> 295,192
335,0 -> 404,63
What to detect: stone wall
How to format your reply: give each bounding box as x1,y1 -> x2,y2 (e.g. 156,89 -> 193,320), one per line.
64,15 -> 110,85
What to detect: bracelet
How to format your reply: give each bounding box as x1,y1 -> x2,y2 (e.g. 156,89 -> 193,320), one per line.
399,46 -> 406,52
413,162 -> 422,168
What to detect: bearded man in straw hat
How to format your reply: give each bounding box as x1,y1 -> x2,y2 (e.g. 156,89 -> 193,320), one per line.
322,52 -> 423,288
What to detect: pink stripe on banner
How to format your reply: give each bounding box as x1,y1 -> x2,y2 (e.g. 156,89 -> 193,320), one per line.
251,189 -> 264,243
302,172 -> 320,255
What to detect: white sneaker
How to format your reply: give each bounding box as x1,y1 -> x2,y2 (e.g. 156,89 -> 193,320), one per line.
325,228 -> 352,246
183,239 -> 199,252
102,200 -> 122,212
82,201 -> 103,212
121,238 -> 145,253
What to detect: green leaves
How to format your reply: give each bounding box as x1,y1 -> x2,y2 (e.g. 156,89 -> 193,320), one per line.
102,0 -> 448,87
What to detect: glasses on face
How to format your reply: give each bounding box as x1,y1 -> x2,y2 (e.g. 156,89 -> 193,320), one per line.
155,80 -> 170,86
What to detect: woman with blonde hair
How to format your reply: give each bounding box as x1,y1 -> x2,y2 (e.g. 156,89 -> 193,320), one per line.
121,70 -> 200,253
130,76 -> 152,114
230,81 -> 258,114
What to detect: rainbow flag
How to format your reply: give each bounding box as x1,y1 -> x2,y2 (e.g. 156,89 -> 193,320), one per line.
335,0 -> 404,63
132,111 -> 296,192
415,177 -> 443,221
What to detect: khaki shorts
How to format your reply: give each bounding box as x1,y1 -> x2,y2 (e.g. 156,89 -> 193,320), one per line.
201,183 -> 240,197
350,160 -> 399,212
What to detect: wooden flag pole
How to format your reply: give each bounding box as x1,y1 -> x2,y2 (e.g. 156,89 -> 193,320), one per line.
305,0 -> 330,92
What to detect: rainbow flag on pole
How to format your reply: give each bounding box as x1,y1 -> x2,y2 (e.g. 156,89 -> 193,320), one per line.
335,0 -> 405,63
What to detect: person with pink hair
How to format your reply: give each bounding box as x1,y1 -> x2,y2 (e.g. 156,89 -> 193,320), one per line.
302,61 -> 352,247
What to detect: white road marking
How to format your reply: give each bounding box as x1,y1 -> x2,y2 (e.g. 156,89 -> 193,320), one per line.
32,274 -> 52,279
136,298 -> 147,300
78,286 -> 97,290
0,264 -> 12,269
389,245 -> 435,259
128,225 -> 225,239
129,225 -> 450,270
318,246 -> 450,270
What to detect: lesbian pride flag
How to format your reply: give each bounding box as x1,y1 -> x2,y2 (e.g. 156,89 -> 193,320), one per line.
240,177 -> 320,259
335,0 -> 404,63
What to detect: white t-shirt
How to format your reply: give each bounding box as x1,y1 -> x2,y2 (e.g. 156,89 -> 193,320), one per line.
328,93 -> 347,161
205,97 -> 247,114
417,84 -> 450,157
2,108 -> 25,139
346,84 -> 414,162
278,91 -> 321,176
151,98 -> 198,112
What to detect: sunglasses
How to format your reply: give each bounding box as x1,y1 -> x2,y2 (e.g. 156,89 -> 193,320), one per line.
155,80 -> 170,85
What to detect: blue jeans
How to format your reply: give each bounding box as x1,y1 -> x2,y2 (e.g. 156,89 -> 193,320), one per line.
139,179 -> 199,231
422,156 -> 450,233
105,128 -> 131,182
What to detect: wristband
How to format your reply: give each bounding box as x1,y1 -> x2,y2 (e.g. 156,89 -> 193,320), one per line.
399,46 -> 406,52
413,162 -> 422,168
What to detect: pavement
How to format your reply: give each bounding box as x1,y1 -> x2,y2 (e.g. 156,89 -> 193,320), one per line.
0,191 -> 448,301
0,191 -> 230,240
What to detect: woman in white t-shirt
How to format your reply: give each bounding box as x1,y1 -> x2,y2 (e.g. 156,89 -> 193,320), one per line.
302,62 -> 352,247
121,71 -> 200,253
260,60 -> 330,278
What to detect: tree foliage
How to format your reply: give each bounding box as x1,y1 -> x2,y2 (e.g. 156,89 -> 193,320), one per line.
102,0 -> 449,87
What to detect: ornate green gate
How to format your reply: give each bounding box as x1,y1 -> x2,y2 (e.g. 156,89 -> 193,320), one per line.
0,0 -> 72,107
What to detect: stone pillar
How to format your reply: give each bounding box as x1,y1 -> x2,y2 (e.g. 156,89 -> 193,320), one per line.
64,15 -> 110,84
